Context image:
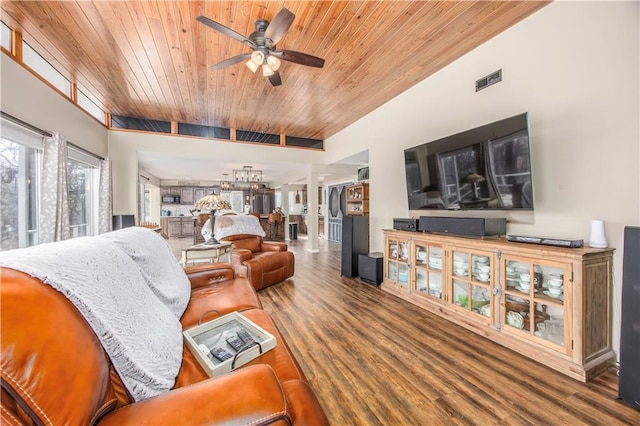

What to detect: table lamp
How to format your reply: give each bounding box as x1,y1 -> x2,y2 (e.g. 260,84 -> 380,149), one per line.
194,195 -> 232,244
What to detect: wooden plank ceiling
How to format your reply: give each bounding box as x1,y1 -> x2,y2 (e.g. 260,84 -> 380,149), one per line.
1,1 -> 550,140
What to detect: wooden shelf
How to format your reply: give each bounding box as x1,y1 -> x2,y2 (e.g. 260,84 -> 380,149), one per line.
345,183 -> 369,216
382,230 -> 615,382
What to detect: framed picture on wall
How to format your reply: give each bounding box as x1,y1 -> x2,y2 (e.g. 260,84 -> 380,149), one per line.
357,167 -> 369,181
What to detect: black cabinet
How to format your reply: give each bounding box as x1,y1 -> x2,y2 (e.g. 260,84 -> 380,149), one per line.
619,226 -> 640,411
341,216 -> 369,277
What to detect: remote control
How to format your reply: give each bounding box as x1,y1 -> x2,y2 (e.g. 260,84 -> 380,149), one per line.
226,336 -> 245,352
210,347 -> 233,362
236,329 -> 255,345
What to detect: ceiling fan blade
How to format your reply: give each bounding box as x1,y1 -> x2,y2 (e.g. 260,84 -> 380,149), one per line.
264,8 -> 295,46
273,50 -> 325,68
196,15 -> 256,48
268,71 -> 282,87
212,53 -> 251,70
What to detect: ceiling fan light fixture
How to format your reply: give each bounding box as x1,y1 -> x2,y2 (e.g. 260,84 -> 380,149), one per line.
262,63 -> 275,77
246,50 -> 265,73
251,50 -> 265,64
198,8 -> 325,86
245,58 -> 259,73
266,55 -> 281,71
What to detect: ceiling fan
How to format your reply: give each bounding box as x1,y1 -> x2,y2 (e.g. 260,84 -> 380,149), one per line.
197,8 -> 325,87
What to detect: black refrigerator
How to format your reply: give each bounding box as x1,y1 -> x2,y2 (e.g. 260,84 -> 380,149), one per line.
619,226 -> 640,411
341,215 -> 369,277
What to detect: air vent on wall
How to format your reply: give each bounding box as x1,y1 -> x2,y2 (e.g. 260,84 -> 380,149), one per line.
178,180 -> 200,186
475,69 -> 502,92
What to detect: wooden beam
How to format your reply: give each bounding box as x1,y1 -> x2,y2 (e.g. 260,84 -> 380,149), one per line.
70,81 -> 77,103
12,30 -> 22,62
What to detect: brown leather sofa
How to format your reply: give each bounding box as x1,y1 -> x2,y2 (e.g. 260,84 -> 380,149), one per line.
1,261 -> 327,424
222,234 -> 295,291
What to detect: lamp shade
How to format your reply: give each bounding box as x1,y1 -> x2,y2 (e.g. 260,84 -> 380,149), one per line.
262,63 -> 275,77
194,194 -> 232,211
245,50 -> 265,73
245,59 -> 260,73
266,55 -> 281,71
251,50 -> 264,65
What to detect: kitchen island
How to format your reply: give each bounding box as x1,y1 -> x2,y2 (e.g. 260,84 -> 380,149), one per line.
160,216 -> 194,239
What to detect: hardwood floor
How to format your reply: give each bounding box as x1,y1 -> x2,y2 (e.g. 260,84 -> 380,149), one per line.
168,235 -> 640,425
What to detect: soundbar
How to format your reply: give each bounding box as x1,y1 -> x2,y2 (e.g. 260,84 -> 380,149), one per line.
507,235 -> 584,248
418,217 -> 506,237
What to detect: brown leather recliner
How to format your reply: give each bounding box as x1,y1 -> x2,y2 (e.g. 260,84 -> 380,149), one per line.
0,264 -> 327,425
221,234 -> 295,291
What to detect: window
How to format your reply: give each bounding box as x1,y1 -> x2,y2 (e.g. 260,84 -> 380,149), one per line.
67,159 -> 94,238
275,191 -> 281,209
143,190 -> 150,223
1,21 -> 11,52
0,118 -> 100,250
0,138 -> 39,250
77,88 -> 105,123
22,41 -> 71,96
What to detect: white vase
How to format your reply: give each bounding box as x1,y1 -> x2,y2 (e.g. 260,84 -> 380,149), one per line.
589,220 -> 608,248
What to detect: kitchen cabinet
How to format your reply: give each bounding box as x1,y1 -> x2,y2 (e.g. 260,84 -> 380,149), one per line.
161,217 -> 194,239
167,219 -> 182,238
160,186 -> 210,205
194,187 -> 207,203
160,187 -> 177,197
382,229 -> 614,382
181,220 -> 194,237
180,187 -> 194,205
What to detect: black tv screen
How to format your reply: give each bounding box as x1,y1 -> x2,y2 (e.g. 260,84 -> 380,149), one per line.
404,113 -> 533,210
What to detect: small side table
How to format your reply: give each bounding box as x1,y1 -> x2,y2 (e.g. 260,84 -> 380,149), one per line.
180,241 -> 233,266
358,252 -> 383,286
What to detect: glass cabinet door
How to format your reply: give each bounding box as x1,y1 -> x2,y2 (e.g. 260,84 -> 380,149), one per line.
502,257 -> 571,353
449,248 -> 493,321
385,235 -> 411,293
413,242 -> 443,302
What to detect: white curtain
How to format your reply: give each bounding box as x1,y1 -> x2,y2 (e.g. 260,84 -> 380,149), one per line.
98,157 -> 113,234
39,132 -> 70,243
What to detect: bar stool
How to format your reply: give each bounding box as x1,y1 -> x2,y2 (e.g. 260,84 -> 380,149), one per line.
267,212 -> 282,240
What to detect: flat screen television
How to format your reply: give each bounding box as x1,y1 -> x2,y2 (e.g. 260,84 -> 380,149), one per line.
404,113 -> 533,210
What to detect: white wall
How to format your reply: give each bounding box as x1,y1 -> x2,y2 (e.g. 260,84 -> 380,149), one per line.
324,1 -> 640,359
0,53 -> 108,156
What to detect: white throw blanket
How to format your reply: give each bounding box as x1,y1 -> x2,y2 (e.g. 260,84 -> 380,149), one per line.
209,214 -> 266,240
0,237 -> 183,402
99,227 -> 190,318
